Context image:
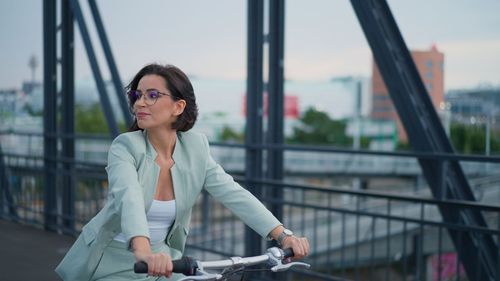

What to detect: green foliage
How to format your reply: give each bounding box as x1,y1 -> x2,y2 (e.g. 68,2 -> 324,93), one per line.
396,141 -> 411,151
76,103 -> 108,133
287,107 -> 357,147
359,136 -> 371,149
450,123 -> 500,154
23,104 -> 43,116
219,126 -> 244,143
397,123 -> 500,155
0,111 -> 12,119
75,102 -> 127,134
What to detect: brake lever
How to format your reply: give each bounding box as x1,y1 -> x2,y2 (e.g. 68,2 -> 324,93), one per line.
177,261 -> 223,281
271,261 -> 311,272
177,271 -> 222,281
265,247 -> 311,273
177,275 -> 219,281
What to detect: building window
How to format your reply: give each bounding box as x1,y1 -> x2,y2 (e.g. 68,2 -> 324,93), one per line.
373,106 -> 393,112
426,60 -> 433,68
426,82 -> 433,92
373,95 -> 389,101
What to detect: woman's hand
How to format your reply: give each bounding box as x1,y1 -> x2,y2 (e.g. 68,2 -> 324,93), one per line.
268,226 -> 310,260
280,235 -> 310,260
132,236 -> 173,277
135,250 -> 173,278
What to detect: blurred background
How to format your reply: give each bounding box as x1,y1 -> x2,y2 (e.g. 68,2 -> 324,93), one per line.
0,1 -> 499,281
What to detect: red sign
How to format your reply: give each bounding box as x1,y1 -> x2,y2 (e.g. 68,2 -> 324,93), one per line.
430,252 -> 466,281
241,93 -> 299,119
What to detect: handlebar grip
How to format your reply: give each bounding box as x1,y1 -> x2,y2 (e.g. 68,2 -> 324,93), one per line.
133,257 -> 198,276
172,256 -> 198,276
134,261 -> 148,274
282,248 -> 294,259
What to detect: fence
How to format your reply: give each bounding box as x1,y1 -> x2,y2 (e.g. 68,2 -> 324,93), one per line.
1,131 -> 499,281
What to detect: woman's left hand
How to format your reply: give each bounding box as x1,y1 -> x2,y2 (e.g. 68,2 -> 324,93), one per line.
280,235 -> 309,260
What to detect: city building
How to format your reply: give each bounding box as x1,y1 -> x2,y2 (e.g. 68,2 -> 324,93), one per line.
446,86 -> 500,129
0,89 -> 18,118
371,45 -> 445,142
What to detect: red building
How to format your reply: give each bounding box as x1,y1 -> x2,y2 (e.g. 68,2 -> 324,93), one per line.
371,45 -> 444,142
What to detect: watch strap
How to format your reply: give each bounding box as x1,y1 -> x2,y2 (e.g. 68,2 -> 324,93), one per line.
276,229 -> 293,246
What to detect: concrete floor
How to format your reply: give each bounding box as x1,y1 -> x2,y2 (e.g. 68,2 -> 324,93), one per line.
0,219 -> 75,281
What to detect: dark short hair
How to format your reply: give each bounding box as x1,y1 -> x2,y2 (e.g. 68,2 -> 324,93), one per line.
126,63 -> 198,132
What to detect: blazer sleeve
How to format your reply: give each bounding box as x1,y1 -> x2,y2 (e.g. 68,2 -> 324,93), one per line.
201,135 -> 282,238
105,136 -> 150,249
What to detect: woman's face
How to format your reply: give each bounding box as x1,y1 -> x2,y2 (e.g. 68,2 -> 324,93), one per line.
132,74 -> 185,130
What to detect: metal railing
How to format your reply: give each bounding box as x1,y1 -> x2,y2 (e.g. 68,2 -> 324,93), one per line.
1,131 -> 500,281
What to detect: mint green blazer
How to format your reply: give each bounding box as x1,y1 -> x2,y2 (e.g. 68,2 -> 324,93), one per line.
55,130 -> 281,280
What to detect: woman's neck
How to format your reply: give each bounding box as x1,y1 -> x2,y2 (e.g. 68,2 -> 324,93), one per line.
146,128 -> 177,159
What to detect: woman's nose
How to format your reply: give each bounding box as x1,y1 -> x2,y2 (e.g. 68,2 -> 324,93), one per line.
135,94 -> 147,106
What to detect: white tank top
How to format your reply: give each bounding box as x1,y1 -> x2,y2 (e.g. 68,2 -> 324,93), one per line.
114,199 -> 176,244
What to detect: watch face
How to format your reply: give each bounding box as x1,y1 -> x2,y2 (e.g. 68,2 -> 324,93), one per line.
284,229 -> 293,236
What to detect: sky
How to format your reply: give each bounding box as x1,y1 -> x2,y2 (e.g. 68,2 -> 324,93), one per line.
1,0 -> 499,91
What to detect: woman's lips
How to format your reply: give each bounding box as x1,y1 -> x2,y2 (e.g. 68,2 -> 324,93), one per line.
136,112 -> 150,119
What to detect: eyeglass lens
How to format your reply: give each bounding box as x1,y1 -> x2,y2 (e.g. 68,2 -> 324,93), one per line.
128,90 -> 161,105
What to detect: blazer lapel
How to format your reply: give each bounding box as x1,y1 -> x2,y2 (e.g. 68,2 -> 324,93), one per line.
171,133 -> 186,224
142,130 -> 160,211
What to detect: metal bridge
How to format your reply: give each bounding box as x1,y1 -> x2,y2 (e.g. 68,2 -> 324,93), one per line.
1,1 -> 500,281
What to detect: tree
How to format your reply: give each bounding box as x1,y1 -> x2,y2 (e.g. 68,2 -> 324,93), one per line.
450,123 -> 500,154
287,107 -> 364,147
23,104 -> 43,116
75,102 -> 127,134
219,126 -> 244,143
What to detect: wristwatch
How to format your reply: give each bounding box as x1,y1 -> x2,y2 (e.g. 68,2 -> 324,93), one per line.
275,228 -> 294,246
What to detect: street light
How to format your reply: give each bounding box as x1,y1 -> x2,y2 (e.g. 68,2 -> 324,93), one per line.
331,76 -> 363,149
332,76 -> 364,195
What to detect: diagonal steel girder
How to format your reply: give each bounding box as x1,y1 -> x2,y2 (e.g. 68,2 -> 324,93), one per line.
68,0 -> 119,138
88,0 -> 132,127
350,0 -> 498,280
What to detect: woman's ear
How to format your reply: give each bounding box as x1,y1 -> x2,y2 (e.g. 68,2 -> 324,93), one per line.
174,99 -> 187,116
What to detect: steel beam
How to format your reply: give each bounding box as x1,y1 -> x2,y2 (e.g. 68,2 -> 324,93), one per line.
69,0 -> 119,138
267,0 -> 285,222
43,0 -> 58,231
350,0 -> 498,279
88,0 -> 132,127
61,0 -> 75,234
245,0 -> 265,258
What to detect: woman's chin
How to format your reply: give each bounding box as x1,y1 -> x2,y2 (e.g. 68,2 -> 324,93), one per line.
136,121 -> 148,129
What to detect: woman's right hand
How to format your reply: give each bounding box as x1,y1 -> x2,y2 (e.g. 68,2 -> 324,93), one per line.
132,236 -> 173,277
135,250 -> 173,278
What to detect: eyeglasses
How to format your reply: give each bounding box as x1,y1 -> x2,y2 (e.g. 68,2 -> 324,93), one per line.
127,89 -> 177,106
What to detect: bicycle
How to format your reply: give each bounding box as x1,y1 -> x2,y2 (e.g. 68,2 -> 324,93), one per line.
134,247 -> 310,281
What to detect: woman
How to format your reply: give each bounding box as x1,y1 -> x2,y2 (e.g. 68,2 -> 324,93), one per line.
56,63 -> 309,280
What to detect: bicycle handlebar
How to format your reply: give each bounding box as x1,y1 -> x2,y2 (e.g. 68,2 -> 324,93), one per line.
134,256 -> 198,275
134,248 -> 297,275
282,248 -> 294,259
